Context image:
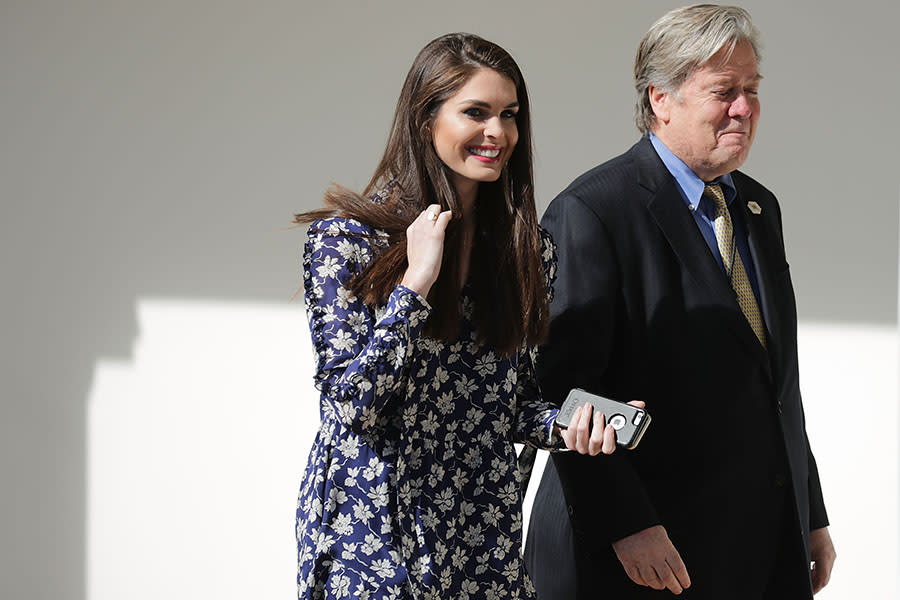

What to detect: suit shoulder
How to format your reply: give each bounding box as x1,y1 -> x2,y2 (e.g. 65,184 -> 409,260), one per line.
732,170 -> 778,204
546,146 -> 640,219
731,170 -> 785,224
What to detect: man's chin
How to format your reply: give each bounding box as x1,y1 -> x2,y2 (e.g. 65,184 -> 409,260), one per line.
713,148 -> 751,174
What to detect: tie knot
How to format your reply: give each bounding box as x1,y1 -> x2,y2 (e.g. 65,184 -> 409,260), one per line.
704,183 -> 727,213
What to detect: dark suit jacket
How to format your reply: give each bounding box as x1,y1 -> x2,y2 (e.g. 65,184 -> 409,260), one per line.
525,136 -> 828,599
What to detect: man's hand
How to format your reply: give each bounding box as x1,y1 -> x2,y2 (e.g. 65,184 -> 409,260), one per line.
810,526 -> 835,594
612,525 -> 691,595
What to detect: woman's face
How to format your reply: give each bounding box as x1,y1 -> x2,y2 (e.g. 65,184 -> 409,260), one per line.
431,68 -> 519,196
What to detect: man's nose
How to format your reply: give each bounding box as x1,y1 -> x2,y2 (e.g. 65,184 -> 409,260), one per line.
729,94 -> 753,118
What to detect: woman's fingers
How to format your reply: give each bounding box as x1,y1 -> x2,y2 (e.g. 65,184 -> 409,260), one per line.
601,423 -> 616,454
575,403 -> 591,454
401,205 -> 452,296
588,410 -> 605,455
413,204 -> 450,233
586,410 -> 616,456
433,208 -> 452,231
561,403 -> 591,454
560,406 -> 579,451
562,403 -> 621,456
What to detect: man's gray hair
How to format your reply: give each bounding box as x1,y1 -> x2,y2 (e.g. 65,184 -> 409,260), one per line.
634,4 -> 761,133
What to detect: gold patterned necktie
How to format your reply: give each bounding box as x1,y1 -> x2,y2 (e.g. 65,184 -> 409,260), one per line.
704,183 -> 767,348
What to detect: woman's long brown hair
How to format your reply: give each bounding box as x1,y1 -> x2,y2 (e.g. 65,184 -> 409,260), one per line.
295,33 -> 548,356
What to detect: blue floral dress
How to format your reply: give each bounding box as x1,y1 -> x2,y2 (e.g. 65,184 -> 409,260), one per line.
296,217 -> 563,600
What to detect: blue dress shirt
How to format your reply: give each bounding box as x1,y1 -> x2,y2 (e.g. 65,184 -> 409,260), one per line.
649,132 -> 763,309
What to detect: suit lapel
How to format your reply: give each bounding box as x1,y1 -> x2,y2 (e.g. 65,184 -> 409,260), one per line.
735,180 -> 783,372
634,139 -> 771,372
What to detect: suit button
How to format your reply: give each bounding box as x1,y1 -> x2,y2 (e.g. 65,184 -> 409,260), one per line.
776,401 -> 784,415
775,474 -> 786,487
567,505 -> 575,516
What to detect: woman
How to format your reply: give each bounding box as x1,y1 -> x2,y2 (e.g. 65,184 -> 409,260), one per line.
294,33 -> 628,599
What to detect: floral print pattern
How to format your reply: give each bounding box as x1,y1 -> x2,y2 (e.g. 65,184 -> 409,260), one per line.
297,217 -> 562,599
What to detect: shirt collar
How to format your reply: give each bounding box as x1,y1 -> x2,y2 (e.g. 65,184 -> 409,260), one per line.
648,132 -> 736,213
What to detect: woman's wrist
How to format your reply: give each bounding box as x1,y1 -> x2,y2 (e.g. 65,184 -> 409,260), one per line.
400,269 -> 434,298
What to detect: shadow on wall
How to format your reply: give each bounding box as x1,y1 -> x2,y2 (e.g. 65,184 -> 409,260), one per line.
2,3 -> 313,598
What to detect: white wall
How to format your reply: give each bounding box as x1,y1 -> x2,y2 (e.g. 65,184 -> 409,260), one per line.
85,308 -> 900,600
86,301 -> 314,600
2,1 -> 898,599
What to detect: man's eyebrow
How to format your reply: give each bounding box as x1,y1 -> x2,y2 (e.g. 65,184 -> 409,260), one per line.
710,73 -> 763,85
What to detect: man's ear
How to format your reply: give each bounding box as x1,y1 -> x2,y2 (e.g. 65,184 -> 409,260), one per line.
648,84 -> 670,125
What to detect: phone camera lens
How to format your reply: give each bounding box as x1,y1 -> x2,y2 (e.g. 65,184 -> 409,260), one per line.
609,414 -> 626,430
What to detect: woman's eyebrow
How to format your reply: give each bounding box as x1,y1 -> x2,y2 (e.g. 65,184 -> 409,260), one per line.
458,99 -> 520,108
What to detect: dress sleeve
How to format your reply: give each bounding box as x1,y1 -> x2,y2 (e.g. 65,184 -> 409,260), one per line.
512,227 -> 565,451
303,218 -> 431,433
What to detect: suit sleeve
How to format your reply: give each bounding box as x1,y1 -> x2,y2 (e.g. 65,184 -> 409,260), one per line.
806,431 -> 829,529
771,199 -> 830,531
539,193 -> 660,543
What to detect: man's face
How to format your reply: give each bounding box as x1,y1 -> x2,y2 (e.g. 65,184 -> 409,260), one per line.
651,40 -> 761,181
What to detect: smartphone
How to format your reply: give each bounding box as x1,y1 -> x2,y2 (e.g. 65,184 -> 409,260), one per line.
555,388 -> 651,450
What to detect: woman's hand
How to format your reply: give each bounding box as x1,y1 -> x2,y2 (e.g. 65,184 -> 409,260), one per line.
559,400 -> 646,456
400,204 -> 453,297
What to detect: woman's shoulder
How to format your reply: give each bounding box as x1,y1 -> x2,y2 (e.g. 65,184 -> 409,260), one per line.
308,216 -> 376,238
305,180 -> 398,245
306,217 -> 388,249
303,217 -> 389,274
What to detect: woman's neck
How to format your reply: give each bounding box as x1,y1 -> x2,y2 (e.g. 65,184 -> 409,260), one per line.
456,180 -> 478,222
454,182 -> 477,286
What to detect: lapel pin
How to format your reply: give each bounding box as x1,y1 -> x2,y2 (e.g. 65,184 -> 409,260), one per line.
747,201 -> 762,215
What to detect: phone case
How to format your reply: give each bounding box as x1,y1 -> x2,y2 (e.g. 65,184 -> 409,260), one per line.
555,388 -> 651,450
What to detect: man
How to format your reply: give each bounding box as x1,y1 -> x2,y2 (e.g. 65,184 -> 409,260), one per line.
525,5 -> 836,599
